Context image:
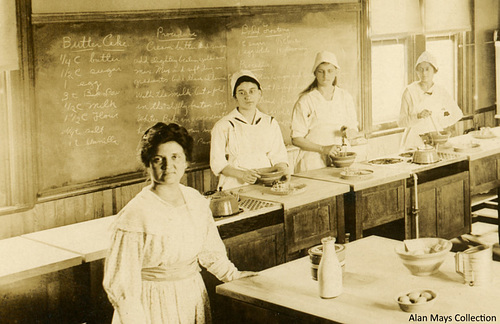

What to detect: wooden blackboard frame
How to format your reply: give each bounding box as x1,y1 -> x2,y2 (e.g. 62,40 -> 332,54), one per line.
30,3 -> 362,200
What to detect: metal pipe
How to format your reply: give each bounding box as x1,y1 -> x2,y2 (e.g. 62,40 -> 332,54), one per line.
412,173 -> 419,239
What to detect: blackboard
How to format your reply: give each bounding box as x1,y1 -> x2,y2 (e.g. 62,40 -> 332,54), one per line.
33,6 -> 360,193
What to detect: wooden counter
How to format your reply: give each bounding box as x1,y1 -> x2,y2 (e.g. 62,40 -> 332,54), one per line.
236,176 -> 350,210
294,163 -> 409,191
22,216 -> 116,263
438,128 -> 500,243
216,236 -> 500,324
237,178 -> 350,259
0,236 -> 83,285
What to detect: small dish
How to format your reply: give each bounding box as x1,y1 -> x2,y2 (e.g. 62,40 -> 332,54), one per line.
270,182 -> 307,195
367,157 -> 405,165
453,142 -> 480,153
470,130 -> 496,139
396,289 -> 437,313
340,168 -> 374,180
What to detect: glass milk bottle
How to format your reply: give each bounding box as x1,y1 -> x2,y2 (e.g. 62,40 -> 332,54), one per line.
318,236 -> 342,298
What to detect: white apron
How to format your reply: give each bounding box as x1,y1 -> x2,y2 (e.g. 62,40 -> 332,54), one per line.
218,121 -> 272,190
400,93 -> 444,150
295,92 -> 356,173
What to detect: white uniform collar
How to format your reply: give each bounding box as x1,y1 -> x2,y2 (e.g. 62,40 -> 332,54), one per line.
230,108 -> 264,125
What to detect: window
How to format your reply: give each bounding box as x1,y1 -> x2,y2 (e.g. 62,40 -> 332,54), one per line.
426,36 -> 457,100
370,40 -> 407,130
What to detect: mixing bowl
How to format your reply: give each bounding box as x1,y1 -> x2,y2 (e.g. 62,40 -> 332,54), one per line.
256,167 -> 284,186
329,152 -> 357,168
430,131 -> 451,145
394,238 -> 452,276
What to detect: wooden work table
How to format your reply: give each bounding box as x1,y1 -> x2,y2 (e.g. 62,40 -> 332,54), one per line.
0,236 -> 82,286
236,176 -> 350,210
216,235 -> 500,324
439,127 -> 500,243
235,177 -> 350,260
293,153 -> 470,240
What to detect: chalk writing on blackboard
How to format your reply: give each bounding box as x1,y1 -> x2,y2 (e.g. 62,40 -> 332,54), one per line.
33,9 -> 359,192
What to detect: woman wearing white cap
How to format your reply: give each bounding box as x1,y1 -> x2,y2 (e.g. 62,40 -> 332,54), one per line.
210,70 -> 289,190
398,51 -> 463,150
291,50 -> 360,172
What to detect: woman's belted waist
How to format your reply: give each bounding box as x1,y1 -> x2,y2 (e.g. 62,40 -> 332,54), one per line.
141,259 -> 200,281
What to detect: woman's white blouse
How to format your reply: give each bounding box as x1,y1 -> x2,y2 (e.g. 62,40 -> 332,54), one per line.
103,184 -> 241,324
210,108 -> 289,190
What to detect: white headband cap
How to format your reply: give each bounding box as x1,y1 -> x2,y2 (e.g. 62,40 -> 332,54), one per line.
230,70 -> 260,95
312,50 -> 340,73
416,51 -> 438,71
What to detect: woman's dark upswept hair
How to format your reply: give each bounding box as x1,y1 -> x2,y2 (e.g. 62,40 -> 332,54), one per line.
139,122 -> 194,167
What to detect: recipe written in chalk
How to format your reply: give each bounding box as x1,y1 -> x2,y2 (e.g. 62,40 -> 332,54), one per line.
33,9 -> 358,191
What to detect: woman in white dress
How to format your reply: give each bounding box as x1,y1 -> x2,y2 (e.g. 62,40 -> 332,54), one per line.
398,51 -> 463,150
103,122 -> 256,324
210,70 -> 289,190
291,51 -> 361,173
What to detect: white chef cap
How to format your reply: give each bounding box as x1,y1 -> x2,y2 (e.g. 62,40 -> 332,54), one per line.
415,51 -> 438,72
312,50 -> 340,73
230,70 -> 261,97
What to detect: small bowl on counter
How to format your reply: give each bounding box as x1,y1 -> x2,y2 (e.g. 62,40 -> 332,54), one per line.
256,167 -> 284,186
308,243 -> 346,280
394,237 -> 452,276
429,131 -> 451,145
396,289 -> 437,312
329,152 -> 357,168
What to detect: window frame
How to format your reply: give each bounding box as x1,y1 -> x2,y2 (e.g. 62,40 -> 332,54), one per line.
365,31 -> 472,136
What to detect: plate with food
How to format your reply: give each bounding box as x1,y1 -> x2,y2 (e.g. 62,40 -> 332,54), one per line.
453,142 -> 480,153
470,128 -> 496,139
340,168 -> 374,180
367,157 -> 405,165
269,181 -> 307,195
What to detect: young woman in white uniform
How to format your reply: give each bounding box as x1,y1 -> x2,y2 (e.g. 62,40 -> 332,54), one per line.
210,70 -> 289,190
291,51 -> 360,173
398,51 -> 463,150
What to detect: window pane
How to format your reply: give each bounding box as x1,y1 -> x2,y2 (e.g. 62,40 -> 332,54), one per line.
371,43 -> 406,125
426,39 -> 455,99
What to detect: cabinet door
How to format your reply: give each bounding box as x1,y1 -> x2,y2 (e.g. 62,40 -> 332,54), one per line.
470,154 -> 500,195
284,196 -> 344,258
406,171 -> 470,239
223,224 -> 285,271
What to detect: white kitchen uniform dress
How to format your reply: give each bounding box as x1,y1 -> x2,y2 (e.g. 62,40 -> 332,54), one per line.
398,81 -> 463,150
210,108 -> 289,190
291,87 -> 359,173
103,184 -> 242,324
